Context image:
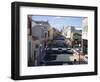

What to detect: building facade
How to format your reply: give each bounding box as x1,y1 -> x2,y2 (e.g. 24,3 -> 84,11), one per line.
82,17 -> 88,54
32,20 -> 53,41
62,25 -> 82,48
62,26 -> 75,40
28,17 -> 53,66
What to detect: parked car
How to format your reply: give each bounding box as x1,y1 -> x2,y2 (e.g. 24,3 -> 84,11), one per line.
45,42 -> 73,54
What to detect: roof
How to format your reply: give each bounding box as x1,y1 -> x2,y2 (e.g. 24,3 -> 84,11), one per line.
33,20 -> 50,26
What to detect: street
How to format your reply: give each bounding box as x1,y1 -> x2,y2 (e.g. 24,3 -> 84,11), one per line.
40,35 -> 88,66
28,16 -> 88,67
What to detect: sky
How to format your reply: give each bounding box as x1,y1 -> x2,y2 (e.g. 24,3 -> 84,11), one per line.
32,15 -> 83,31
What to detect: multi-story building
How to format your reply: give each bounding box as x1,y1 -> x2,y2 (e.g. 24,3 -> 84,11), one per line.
32,20 -> 53,41
82,17 -> 88,40
62,26 -> 75,40
61,26 -> 76,47
28,18 -> 53,66
82,17 -> 88,54
52,28 -> 60,38
62,26 -> 82,48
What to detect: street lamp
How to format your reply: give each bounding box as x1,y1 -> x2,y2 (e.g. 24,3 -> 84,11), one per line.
78,51 -> 80,64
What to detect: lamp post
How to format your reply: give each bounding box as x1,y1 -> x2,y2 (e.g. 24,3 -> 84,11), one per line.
78,51 -> 80,64
78,44 -> 81,64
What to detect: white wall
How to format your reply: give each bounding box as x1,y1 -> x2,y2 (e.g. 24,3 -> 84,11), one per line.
0,0 -> 99,82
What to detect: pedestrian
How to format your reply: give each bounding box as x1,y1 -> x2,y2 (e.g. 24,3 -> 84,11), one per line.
74,59 -> 77,64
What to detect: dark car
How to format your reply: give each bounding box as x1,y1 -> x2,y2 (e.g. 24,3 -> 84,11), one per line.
45,42 -> 73,54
